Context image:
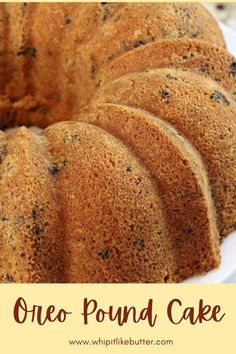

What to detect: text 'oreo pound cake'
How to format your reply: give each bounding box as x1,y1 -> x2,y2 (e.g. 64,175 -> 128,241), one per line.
0,3 -> 235,283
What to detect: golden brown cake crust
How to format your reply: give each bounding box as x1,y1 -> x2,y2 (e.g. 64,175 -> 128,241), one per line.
0,128 -> 64,282
79,103 -> 220,281
95,39 -> 236,99
43,122 -> 175,283
77,3 -> 226,108
93,68 -> 236,238
0,121 -> 175,283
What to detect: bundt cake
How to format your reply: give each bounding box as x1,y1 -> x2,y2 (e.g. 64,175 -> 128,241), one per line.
0,3 -> 235,283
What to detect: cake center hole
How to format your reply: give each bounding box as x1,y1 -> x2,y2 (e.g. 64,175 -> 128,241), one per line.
4,126 -> 43,135
0,94 -> 49,132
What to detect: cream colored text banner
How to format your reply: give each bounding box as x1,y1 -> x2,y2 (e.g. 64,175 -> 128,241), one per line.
0,284 -> 235,354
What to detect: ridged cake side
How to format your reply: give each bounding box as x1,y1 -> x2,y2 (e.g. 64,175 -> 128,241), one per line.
43,121 -> 174,283
79,103 -> 220,281
0,128 -> 63,282
78,3 -> 226,108
0,122 -> 176,283
93,68 -> 236,237
95,39 -> 236,99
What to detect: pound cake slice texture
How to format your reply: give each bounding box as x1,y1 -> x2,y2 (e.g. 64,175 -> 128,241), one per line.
96,39 -> 236,99
77,2 -> 225,108
0,128 -> 63,283
93,69 -> 236,238
79,103 -> 220,281
44,121 -> 174,283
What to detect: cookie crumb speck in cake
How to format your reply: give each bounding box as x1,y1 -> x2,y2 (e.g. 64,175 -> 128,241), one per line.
210,91 -> 230,106
98,250 -> 109,260
16,46 -> 37,58
230,61 -> 236,77
159,90 -> 170,101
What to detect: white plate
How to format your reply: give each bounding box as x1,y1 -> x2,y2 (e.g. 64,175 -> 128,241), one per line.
184,231 -> 236,283
184,23 -> 236,283
220,22 -> 236,55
